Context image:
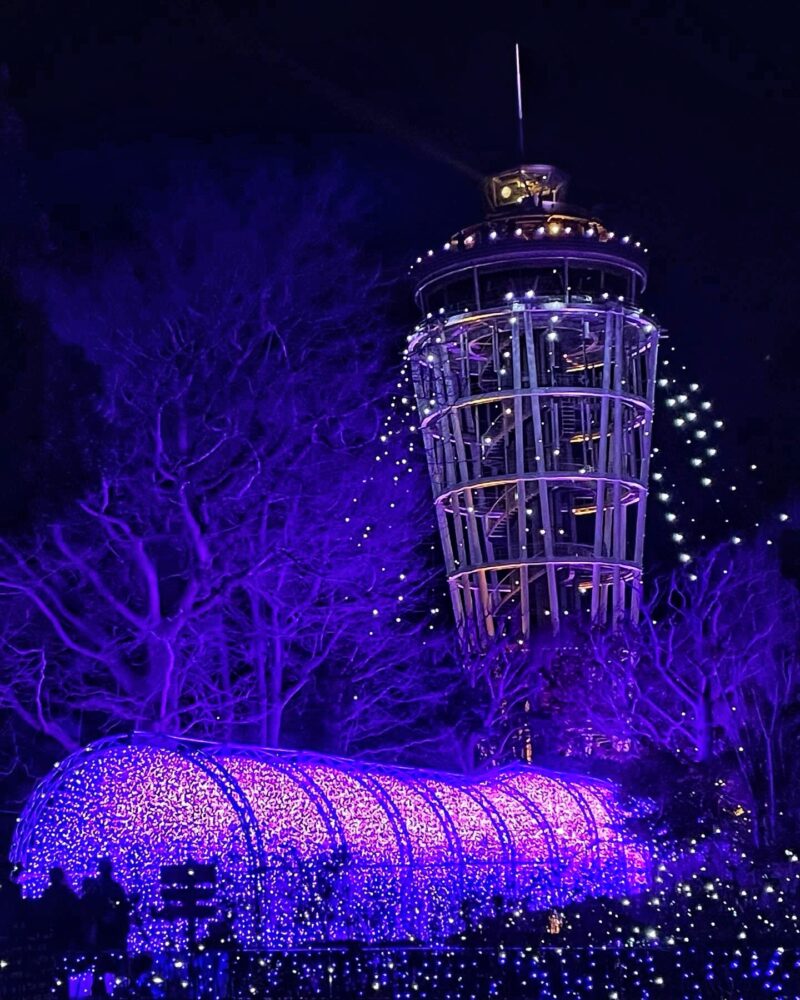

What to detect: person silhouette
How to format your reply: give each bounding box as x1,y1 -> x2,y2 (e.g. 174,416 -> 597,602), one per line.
80,875 -> 101,950
93,858 -> 130,952
40,867 -> 81,952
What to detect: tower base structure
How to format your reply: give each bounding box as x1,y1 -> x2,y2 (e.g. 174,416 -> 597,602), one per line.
11,734 -> 648,948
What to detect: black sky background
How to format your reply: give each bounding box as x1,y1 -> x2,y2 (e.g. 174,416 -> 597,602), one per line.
1,0 -> 798,569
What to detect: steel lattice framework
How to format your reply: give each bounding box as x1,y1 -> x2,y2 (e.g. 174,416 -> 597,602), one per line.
409,165 -> 660,641
11,734 -> 646,948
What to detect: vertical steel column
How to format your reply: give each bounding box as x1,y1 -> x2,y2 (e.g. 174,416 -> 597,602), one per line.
611,310 -> 625,622
631,324 -> 661,620
511,309 -> 530,636
591,310 -> 615,621
523,307 -> 560,631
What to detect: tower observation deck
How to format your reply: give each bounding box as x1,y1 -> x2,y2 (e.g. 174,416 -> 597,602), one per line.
408,165 -> 660,643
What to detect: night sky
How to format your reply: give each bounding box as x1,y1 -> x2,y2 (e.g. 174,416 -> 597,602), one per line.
1,0 -> 798,567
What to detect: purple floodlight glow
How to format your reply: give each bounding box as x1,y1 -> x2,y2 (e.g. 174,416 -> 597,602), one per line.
11,735 -> 648,948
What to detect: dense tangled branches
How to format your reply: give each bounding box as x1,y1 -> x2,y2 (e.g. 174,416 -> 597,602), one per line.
515,537 -> 800,854
0,166 -> 447,764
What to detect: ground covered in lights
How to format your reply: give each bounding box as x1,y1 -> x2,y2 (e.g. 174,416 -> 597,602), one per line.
15,945 -> 800,998
4,865 -> 800,998
5,944 -> 799,998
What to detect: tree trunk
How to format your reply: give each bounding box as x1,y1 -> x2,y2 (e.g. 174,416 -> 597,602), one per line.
266,631 -> 284,747
695,681 -> 714,763
146,634 -> 177,728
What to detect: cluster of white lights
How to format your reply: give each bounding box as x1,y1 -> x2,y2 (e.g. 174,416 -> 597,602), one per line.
652,346 -> 789,566
409,225 -> 649,274
369,358 -> 453,633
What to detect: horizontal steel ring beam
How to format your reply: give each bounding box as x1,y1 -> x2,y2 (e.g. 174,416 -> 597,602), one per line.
449,557 -> 641,581
434,472 -> 647,503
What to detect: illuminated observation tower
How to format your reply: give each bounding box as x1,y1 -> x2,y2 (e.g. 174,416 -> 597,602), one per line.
408,165 -> 661,643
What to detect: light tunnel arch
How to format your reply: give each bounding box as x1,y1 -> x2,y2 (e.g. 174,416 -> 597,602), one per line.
10,735 -> 265,949
11,734 -> 648,947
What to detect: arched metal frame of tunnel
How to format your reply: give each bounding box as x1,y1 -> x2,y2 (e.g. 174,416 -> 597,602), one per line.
11,734 -> 647,948
408,165 -> 661,642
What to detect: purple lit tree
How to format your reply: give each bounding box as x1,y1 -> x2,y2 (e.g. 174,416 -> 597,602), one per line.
546,537 -> 800,849
0,166 -> 447,761
440,632 -> 546,772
